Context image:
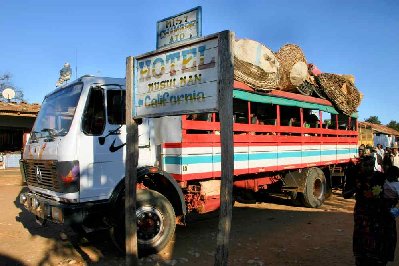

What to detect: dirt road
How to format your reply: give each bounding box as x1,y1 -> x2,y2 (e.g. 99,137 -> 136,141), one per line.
0,168 -> 398,266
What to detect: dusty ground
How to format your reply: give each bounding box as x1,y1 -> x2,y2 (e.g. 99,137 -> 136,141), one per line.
0,168 -> 398,266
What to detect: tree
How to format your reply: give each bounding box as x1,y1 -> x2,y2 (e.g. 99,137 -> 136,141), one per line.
0,73 -> 25,103
386,120 -> 399,132
365,116 -> 381,125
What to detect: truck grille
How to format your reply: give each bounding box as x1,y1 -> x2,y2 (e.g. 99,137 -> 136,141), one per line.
22,160 -> 62,192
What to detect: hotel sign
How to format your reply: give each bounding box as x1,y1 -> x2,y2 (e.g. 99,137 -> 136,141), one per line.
134,35 -> 219,118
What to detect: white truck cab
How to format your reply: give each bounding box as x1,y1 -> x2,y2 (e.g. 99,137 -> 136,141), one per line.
20,76 -> 184,254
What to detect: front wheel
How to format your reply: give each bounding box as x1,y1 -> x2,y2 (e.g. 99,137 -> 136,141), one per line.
111,189 -> 176,255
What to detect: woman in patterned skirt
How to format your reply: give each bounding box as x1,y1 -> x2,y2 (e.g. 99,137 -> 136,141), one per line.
343,155 -> 397,266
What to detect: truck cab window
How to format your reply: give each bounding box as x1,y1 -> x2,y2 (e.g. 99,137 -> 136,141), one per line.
107,90 -> 126,124
82,88 -> 105,135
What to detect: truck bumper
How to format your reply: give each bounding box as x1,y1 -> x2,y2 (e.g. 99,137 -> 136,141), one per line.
19,192 -> 102,226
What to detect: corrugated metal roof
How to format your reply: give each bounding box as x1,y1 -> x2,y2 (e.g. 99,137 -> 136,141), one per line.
359,121 -> 399,136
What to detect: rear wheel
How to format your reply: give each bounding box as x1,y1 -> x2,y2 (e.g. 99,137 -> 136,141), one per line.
289,191 -> 303,206
111,189 -> 176,255
302,168 -> 326,208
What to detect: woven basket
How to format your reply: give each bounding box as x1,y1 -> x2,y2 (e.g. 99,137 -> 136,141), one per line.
316,73 -> 362,115
275,44 -> 310,92
234,39 -> 280,91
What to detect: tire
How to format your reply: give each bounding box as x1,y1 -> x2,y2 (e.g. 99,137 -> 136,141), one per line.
324,173 -> 333,199
289,191 -> 303,206
111,189 -> 176,256
302,168 -> 326,208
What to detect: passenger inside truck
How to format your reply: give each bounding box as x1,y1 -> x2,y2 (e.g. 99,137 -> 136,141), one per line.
186,113 -> 212,134
186,113 -> 212,122
233,99 -> 248,124
252,102 -> 277,126
304,113 -> 320,128
338,114 -> 350,130
280,106 -> 300,127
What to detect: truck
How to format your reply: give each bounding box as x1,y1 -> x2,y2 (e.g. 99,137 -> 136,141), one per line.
19,75 -> 358,254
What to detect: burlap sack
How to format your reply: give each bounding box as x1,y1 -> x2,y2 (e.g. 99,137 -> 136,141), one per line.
233,39 -> 280,91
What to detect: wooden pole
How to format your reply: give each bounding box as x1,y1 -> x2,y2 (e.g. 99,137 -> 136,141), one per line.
125,56 -> 139,266
214,30 -> 234,266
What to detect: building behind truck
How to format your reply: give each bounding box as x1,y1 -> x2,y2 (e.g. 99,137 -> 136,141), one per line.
0,101 -> 40,168
19,75 -> 358,254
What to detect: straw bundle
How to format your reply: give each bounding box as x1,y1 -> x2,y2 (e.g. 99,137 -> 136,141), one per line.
316,73 -> 362,115
297,80 -> 318,96
234,39 -> 280,91
275,44 -> 310,92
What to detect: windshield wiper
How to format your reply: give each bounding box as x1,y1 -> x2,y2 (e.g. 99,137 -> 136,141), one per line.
41,128 -> 57,141
30,131 -> 40,143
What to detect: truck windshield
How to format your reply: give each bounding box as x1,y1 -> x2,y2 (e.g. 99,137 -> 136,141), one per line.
32,83 -> 83,139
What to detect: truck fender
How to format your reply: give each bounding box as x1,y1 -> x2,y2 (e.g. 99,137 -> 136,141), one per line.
282,170 -> 307,193
138,166 -> 187,216
110,167 -> 186,217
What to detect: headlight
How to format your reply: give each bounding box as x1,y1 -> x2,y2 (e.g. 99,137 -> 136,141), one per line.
51,207 -> 63,222
32,198 -> 39,209
19,193 -> 27,205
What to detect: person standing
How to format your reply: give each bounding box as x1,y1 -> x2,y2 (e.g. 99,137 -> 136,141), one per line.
391,144 -> 399,168
371,147 -> 383,172
343,156 -> 397,266
376,144 -> 385,160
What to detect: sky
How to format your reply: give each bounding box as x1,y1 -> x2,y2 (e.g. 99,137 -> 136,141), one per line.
1,0 -> 398,124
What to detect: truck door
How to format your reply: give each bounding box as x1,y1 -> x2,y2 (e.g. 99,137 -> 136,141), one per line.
78,87 -> 126,201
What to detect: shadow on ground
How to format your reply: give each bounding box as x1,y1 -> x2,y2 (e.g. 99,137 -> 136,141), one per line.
12,184 -> 360,265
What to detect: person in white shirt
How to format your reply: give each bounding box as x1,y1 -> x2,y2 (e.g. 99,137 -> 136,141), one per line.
391,144 -> 399,168
377,144 -> 385,159
372,148 -> 382,172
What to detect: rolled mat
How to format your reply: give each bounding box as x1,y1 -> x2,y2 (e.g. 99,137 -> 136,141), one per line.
316,73 -> 362,115
275,44 -> 310,92
233,39 -> 280,91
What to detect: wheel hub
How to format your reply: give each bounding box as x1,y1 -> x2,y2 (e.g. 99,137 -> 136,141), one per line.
137,206 -> 164,243
313,178 -> 323,198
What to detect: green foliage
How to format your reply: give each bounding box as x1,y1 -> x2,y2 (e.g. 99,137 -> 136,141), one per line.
386,120 -> 399,132
365,116 -> 381,125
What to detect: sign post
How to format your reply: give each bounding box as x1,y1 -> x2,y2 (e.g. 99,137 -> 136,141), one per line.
125,56 -> 139,266
125,7 -> 234,265
214,30 -> 234,266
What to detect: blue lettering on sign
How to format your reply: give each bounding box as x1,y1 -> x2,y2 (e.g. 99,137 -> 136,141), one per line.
140,90 -> 207,108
